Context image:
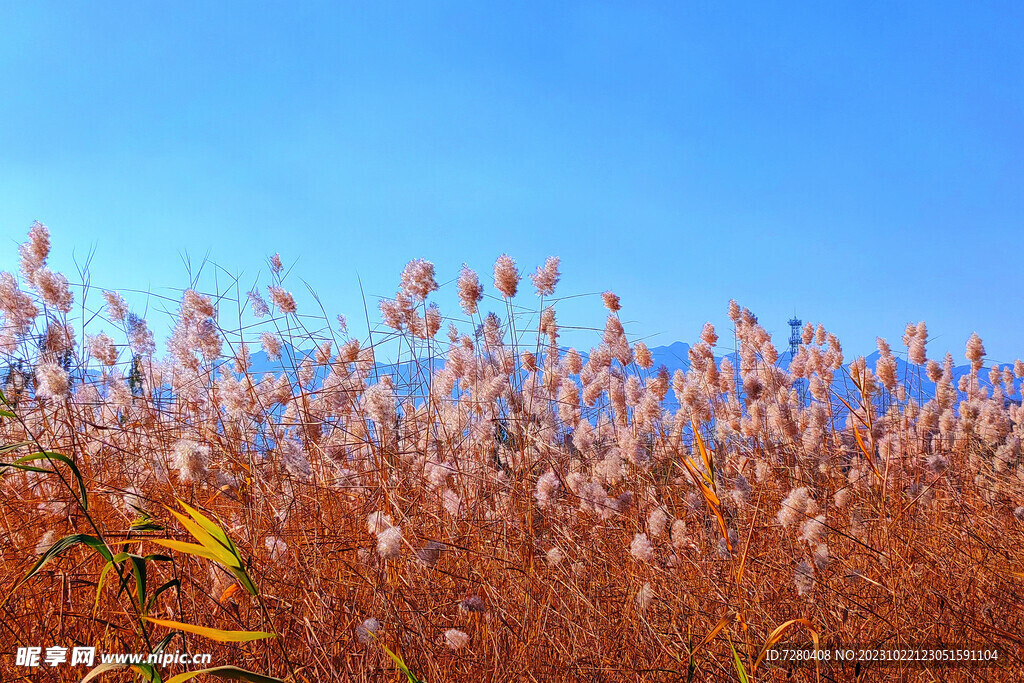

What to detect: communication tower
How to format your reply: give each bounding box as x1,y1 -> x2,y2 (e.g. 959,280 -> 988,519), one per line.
788,317 -> 802,359
789,316 -> 805,403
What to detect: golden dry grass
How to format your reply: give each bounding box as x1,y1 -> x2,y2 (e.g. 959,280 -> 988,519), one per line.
1,227 -> 1022,682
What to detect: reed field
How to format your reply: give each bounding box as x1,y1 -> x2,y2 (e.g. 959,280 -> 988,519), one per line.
1,222 -> 1022,682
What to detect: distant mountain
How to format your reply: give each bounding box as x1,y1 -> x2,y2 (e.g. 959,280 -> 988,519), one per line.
244,341 -> 1021,407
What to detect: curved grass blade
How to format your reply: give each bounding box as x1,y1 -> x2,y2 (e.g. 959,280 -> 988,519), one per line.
176,499 -> 240,556
368,631 -> 424,683
10,451 -> 89,510
165,507 -> 239,569
0,461 -> 51,474
165,500 -> 258,596
691,422 -> 716,489
143,617 -> 275,643
832,392 -> 881,477
694,613 -> 735,656
752,618 -> 818,674
727,633 -> 750,683
149,539 -> 223,563
94,551 -> 131,617
9,533 -> 111,598
673,442 -> 732,552
128,553 -> 148,613
146,579 -> 181,615
131,507 -> 165,532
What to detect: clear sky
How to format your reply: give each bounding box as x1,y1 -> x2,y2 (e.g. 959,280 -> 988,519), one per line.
1,2 -> 1021,363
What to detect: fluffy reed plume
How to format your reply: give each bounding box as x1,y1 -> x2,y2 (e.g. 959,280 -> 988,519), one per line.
400,258 -> 439,302
444,629 -> 470,650
529,256 -> 560,297
966,332 -> 986,370
630,532 -> 655,562
267,285 -> 297,314
33,362 -> 70,399
265,535 -> 288,561
456,264 -> 483,315
102,289 -> 129,322
376,525 -> 403,559
493,254 -> 519,297
18,220 -> 50,281
356,618 -> 380,643
1,223 -> 1022,681
601,290 -> 621,312
87,332 -> 118,366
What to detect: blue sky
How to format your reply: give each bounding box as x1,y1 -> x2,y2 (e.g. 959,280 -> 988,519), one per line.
1,2 -> 1021,362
